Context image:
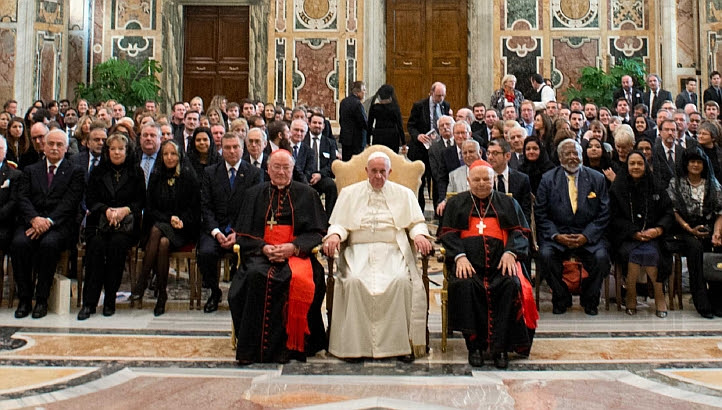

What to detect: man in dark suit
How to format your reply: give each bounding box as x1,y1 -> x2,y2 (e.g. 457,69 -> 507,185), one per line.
407,82 -> 450,211
71,122 -> 106,182
428,115 -> 456,215
198,133 -> 261,313
612,75 -> 644,112
0,136 -> 22,252
507,126 -> 526,170
289,119 -> 314,180
703,71 -> 722,109
339,81 -> 368,161
676,77 -> 698,109
535,139 -> 610,316
11,130 -> 85,319
244,128 -> 269,182
19,123 -> 49,170
174,110 -> 199,153
170,102 -> 186,141
304,112 -> 337,218
487,139 -> 531,222
652,120 -> 685,189
643,74 -> 674,118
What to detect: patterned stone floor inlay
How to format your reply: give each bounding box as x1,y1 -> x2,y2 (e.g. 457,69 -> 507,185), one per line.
0,366 -> 95,395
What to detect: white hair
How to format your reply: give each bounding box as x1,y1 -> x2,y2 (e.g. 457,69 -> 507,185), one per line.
367,151 -> 391,168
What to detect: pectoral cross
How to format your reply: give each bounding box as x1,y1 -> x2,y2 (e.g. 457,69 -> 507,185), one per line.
476,219 -> 486,234
267,214 -> 277,230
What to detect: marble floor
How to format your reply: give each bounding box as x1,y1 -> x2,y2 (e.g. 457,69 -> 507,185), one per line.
1,247 -> 722,408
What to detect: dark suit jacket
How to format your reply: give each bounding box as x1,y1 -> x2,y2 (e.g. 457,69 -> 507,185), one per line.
612,87 -> 644,109
303,133 -> 337,179
291,143 -> 314,183
676,90 -> 698,109
704,87 -> 722,108
338,94 -> 368,154
642,88 -> 674,118
535,166 -> 610,254
652,139 -> 684,189
509,152 -> 524,170
18,159 -> 85,238
245,153 -> 269,182
201,161 -> 261,235
506,168 -> 532,223
0,162 -> 22,243
85,164 -> 146,238
407,98 -> 450,165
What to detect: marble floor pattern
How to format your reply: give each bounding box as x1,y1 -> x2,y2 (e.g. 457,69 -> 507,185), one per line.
1,241 -> 722,408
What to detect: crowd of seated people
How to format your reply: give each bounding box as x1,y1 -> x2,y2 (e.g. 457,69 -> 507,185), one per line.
2,71 -> 722,368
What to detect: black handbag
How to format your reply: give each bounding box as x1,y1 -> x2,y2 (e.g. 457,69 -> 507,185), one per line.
703,250 -> 722,282
98,213 -> 134,234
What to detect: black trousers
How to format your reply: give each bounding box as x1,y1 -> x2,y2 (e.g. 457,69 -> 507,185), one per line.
312,176 -> 337,219
197,232 -> 236,293
11,227 -> 67,303
539,244 -> 609,309
83,231 -> 135,308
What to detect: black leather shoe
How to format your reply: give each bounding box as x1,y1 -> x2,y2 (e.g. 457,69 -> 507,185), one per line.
714,310 -> 722,318
102,305 -> 115,317
552,305 -> 567,315
14,301 -> 32,319
397,353 -> 415,363
584,306 -> 599,316
468,350 -> 483,367
203,291 -> 221,313
493,352 -> 509,369
77,306 -> 95,320
701,311 -> 714,319
32,302 -> 48,319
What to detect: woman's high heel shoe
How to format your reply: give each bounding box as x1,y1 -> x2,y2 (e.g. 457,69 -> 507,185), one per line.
154,293 -> 167,317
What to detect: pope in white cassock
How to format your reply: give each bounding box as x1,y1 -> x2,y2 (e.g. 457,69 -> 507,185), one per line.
323,152 -> 433,362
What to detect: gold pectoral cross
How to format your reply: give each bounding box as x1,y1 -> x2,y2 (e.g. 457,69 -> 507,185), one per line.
476,219 -> 486,234
267,214 -> 277,230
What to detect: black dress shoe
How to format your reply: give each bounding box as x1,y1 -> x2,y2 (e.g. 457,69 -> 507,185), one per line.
700,311 -> 715,319
203,292 -> 221,313
468,350 -> 483,367
552,305 -> 567,314
714,310 -> 722,318
32,302 -> 48,319
342,357 -> 364,363
397,353 -> 415,363
102,305 -> 115,317
584,306 -> 599,316
493,352 -> 509,369
14,301 -> 32,319
77,306 -> 95,320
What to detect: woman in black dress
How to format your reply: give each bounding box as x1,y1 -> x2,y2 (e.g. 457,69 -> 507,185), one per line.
367,84 -> 405,153
130,140 -> 201,316
78,133 -> 145,320
186,127 -> 221,178
519,136 -> 554,195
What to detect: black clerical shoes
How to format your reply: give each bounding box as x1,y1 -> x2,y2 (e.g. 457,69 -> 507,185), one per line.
468,350 -> 483,367
14,301 -> 32,319
32,301 -> 48,319
584,306 -> 599,316
203,290 -> 222,313
77,306 -> 96,320
397,353 -> 415,363
552,305 -> 566,315
493,352 -> 509,369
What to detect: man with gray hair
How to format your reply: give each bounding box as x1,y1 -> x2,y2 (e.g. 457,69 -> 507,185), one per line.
324,151 -> 433,363
535,138 -> 610,316
11,129 -> 85,319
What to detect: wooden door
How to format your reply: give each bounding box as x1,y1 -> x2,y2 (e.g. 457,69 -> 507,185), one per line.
183,6 -> 249,106
386,0 -> 468,123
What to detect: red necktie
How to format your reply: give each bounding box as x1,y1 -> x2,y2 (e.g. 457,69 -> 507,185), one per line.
47,165 -> 56,187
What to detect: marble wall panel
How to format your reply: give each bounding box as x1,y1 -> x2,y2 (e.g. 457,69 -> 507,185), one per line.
92,0 -> 104,68
0,29 -> 16,104
709,32 -> 722,75
67,33 -> 84,101
294,0 -> 338,31
611,0 -> 644,30
551,0 -> 600,29
0,0 -> 17,22
112,0 -> 155,30
111,35 -> 154,66
69,0 -> 85,30
608,36 -> 649,66
676,0 -> 696,69
37,34 -> 61,101
707,0 -> 722,23
551,37 -> 600,92
346,0 -> 357,32
276,0 -> 287,32
36,0 -> 64,25
275,38 -> 287,106
346,38 -> 356,94
293,38 -> 338,120
505,0 -> 538,30
501,36 -> 542,98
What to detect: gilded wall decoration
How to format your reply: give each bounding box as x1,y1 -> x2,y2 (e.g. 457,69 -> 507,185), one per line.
551,0 -> 599,29
505,0 -> 538,30
112,0 -> 155,30
294,0 -> 338,31
293,38 -> 338,119
611,0 -> 644,30
0,0 -> 17,23
36,0 -> 64,25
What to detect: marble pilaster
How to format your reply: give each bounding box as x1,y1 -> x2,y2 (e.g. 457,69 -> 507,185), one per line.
660,0 -> 678,94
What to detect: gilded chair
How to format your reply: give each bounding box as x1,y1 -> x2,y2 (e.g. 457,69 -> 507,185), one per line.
325,145 -> 431,343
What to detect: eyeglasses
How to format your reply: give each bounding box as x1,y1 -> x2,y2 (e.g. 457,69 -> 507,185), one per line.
487,151 -> 505,157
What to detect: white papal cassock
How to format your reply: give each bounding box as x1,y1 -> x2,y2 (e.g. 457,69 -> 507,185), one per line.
326,180 -> 430,358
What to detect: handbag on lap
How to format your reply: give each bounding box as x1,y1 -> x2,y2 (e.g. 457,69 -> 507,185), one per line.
562,257 -> 589,294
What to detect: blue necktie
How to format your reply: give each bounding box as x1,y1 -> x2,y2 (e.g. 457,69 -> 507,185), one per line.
229,167 -> 236,189
293,145 -> 298,159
